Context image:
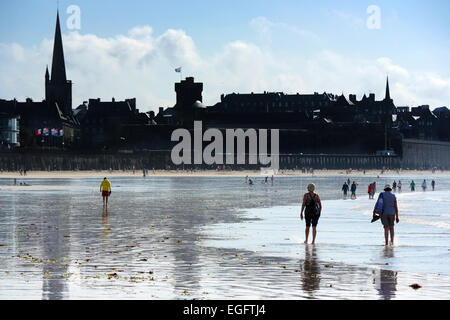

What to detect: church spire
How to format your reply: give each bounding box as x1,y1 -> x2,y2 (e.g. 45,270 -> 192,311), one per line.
385,76 -> 391,101
50,10 -> 67,84
45,10 -> 72,116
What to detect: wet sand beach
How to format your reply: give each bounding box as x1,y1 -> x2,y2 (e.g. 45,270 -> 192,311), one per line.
0,175 -> 449,299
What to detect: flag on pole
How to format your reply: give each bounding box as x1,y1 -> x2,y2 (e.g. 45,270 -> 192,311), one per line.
175,67 -> 182,73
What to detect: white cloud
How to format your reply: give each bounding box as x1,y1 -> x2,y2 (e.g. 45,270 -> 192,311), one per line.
250,16 -> 321,44
0,22 -> 449,112
376,57 -> 409,78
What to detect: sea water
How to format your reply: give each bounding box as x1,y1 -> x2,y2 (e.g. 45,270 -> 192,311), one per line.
0,174 -> 449,299
202,190 -> 450,275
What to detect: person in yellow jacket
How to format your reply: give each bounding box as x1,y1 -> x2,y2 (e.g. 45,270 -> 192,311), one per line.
100,177 -> 111,208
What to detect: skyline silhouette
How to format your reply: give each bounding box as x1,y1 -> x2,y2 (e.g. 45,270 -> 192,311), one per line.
0,1 -> 449,112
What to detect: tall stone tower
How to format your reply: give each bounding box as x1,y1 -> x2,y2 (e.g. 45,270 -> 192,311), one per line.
175,77 -> 203,109
174,77 -> 203,127
45,11 -> 72,116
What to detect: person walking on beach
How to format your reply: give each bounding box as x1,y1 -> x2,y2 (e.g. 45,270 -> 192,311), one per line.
397,180 -> 402,193
342,182 -> 349,199
410,180 -> 415,192
100,177 -> 112,208
392,180 -> 397,193
350,181 -> 357,199
431,180 -> 435,191
373,184 -> 399,246
300,184 -> 322,244
368,183 -> 373,199
422,179 -> 427,192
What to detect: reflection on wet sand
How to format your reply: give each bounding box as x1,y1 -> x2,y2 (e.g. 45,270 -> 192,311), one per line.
167,196 -> 206,297
383,246 -> 395,259
1,176 -> 449,299
377,269 -> 398,300
375,247 -> 397,300
101,209 -> 110,240
41,200 -> 71,300
300,245 -> 321,297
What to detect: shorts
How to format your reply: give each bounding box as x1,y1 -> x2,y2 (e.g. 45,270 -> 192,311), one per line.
380,214 -> 395,227
305,212 -> 320,227
102,190 -> 110,197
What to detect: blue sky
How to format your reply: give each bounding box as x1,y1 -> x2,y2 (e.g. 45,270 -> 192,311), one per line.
0,0 -> 449,111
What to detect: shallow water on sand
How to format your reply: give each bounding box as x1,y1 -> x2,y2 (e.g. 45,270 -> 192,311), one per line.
0,174 -> 449,299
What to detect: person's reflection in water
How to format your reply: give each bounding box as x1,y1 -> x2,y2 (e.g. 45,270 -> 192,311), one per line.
375,247 -> 397,300
42,262 -> 66,300
382,246 -> 394,259
167,198 -> 204,297
300,244 -> 321,298
377,269 -> 398,300
101,208 -> 110,240
41,201 -> 71,300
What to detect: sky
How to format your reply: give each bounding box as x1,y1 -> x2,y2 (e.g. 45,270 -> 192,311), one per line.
0,0 -> 449,112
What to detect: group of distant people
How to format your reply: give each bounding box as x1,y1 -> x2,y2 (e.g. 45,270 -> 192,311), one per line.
368,182 -> 377,199
372,179 -> 435,194
409,179 -> 435,192
341,178 -> 437,200
341,179 -> 358,199
12,178 -> 31,186
245,175 -> 274,186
